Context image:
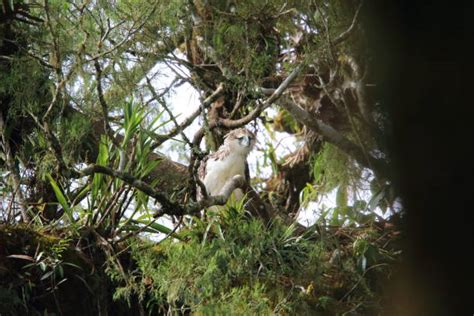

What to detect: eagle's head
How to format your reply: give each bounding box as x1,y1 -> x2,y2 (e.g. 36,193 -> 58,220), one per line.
223,128 -> 256,156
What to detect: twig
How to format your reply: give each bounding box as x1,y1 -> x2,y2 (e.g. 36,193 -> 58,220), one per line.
94,60 -> 121,147
115,215 -> 164,243
27,110 -> 70,176
144,76 -> 193,146
96,185 -> 128,228
86,7 -> 153,62
223,63 -> 303,128
114,187 -> 135,228
0,112 -> 29,222
151,83 -> 225,150
192,64 -> 303,146
339,262 -> 388,302
333,1 -> 364,46
158,216 -> 183,243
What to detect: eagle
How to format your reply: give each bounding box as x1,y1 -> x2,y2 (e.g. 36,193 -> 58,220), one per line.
198,128 -> 256,200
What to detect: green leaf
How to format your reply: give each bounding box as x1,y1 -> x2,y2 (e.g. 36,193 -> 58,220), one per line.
128,219 -> 183,240
92,137 -> 109,199
336,183 -> 348,208
39,262 -> 47,272
367,189 -> 385,212
63,262 -> 83,270
47,174 -> 74,222
139,159 -> 160,178
7,254 -> 35,261
353,200 -> 367,211
41,270 -> 55,281
96,137 -> 109,166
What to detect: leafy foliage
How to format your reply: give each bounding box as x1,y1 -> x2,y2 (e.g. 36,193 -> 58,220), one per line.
1,0 -> 401,314
107,205 -> 400,315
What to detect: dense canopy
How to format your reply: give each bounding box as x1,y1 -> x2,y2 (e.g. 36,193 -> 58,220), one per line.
0,1 -> 417,314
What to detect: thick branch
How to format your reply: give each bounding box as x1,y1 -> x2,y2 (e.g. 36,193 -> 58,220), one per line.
279,97 -> 389,179
79,164 -> 184,214
77,166 -> 267,221
187,175 -> 247,213
188,175 -> 270,222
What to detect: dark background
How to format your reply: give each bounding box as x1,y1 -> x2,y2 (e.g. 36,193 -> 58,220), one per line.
365,1 -> 471,315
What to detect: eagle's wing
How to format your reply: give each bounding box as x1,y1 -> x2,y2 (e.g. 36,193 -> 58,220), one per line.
196,145 -> 232,200
196,155 -> 209,201
197,155 -> 209,182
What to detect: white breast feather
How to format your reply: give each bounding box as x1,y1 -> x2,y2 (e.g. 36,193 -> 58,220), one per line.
203,153 -> 246,197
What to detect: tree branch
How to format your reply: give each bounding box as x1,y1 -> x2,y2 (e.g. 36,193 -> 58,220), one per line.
185,175 -> 247,214
189,175 -> 270,222
77,166 -> 267,221
147,80 -> 225,151
0,112 -> 29,222
26,110 -> 71,177
78,164 -> 184,215
191,64 -> 303,147
153,83 -> 225,151
94,60 -> 121,147
332,1 -> 364,46
278,97 -> 389,179
217,64 -> 304,129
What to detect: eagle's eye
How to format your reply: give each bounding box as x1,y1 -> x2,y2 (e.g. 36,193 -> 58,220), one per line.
238,135 -> 251,147
239,135 -> 253,140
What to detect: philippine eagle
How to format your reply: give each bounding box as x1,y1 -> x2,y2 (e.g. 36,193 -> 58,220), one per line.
198,128 -> 256,200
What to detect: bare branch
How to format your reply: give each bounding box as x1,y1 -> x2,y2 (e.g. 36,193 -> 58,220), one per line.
86,3 -> 158,62
94,60 -> 121,147
76,165 -> 267,221
151,83 -> 225,150
0,112 -> 29,222
144,76 -> 193,148
192,64 -> 303,147
78,164 -> 184,215
278,97 -> 389,179
185,175 -> 247,214
217,64 -> 304,129
333,1 -> 364,46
